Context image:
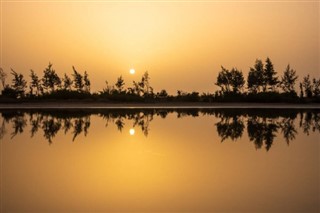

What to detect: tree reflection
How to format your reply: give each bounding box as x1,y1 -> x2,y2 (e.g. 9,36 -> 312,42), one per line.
215,114 -> 244,142
11,112 -> 27,139
280,117 -> 297,145
0,109 -> 319,150
247,117 -> 279,151
42,116 -> 61,144
299,111 -> 320,135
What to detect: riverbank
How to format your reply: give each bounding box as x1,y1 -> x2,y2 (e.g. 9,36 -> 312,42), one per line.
0,102 -> 320,109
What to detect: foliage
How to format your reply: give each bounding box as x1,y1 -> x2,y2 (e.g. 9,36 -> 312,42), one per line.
0,67 -> 7,90
247,59 -> 264,93
1,59 -> 319,103
63,73 -> 73,91
215,67 -> 245,94
11,69 -> 27,98
1,85 -> 18,98
312,78 -> 320,97
42,63 -> 61,93
280,64 -> 298,93
115,75 -> 125,93
264,57 -> 279,91
72,66 -> 84,92
301,75 -> 313,98
84,71 -> 91,93
29,70 -> 41,96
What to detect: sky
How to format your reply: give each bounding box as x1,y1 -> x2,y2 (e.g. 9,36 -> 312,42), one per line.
0,0 -> 319,94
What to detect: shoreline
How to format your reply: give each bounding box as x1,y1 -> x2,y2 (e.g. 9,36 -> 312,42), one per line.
0,102 -> 320,109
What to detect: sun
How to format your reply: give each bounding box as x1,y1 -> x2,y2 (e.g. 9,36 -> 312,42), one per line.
129,68 -> 135,75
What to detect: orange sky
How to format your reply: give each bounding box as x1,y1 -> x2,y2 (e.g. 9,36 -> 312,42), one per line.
1,1 -> 319,93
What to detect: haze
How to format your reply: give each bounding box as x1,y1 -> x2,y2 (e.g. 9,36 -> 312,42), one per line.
1,1 -> 319,93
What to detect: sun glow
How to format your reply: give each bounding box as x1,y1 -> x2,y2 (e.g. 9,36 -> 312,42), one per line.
129,128 -> 135,135
129,69 -> 135,75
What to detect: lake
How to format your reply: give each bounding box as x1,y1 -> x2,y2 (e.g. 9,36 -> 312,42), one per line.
0,108 -> 319,212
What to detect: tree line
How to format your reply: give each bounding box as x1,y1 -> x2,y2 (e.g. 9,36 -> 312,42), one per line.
214,58 -> 319,102
0,58 -> 319,103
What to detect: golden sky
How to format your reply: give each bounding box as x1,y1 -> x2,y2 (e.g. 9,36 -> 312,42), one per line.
1,0 -> 319,93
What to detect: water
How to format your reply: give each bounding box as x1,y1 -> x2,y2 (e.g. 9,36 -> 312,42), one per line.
0,109 -> 319,212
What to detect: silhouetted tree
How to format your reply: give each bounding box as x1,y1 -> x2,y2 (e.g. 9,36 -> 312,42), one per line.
84,71 -> 91,93
142,71 -> 152,96
29,70 -> 41,96
301,75 -> 313,98
0,67 -> 7,91
264,57 -> 278,91
230,68 -> 245,93
280,64 -> 298,93
11,69 -> 27,98
42,63 -> 61,93
63,73 -> 73,91
72,66 -> 84,92
247,59 -> 264,93
101,80 -> 114,95
215,67 -> 245,94
134,71 -> 153,97
215,66 -> 231,93
115,75 -> 125,93
157,89 -> 168,98
132,80 -> 142,96
299,82 -> 304,98
312,78 -> 320,98
1,86 -> 17,98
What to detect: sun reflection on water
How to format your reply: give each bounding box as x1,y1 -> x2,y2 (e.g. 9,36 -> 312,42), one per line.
129,128 -> 135,136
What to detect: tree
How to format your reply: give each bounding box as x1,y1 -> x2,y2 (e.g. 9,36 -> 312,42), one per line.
72,66 -> 84,92
63,73 -> 73,91
301,75 -> 313,98
280,64 -> 298,93
115,75 -> 125,93
141,71 -> 152,96
264,57 -> 278,91
29,70 -> 41,96
299,82 -> 304,98
0,67 -> 7,91
132,80 -> 142,96
230,68 -> 245,93
312,78 -> 320,97
11,69 -> 27,98
42,63 -> 61,93
247,59 -> 264,93
132,71 -> 153,97
215,67 -> 244,94
83,71 -> 91,93
215,66 -> 231,93
102,81 -> 114,95
158,89 -> 168,98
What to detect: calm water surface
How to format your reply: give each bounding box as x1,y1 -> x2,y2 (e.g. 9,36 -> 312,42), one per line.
0,109 -> 319,212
